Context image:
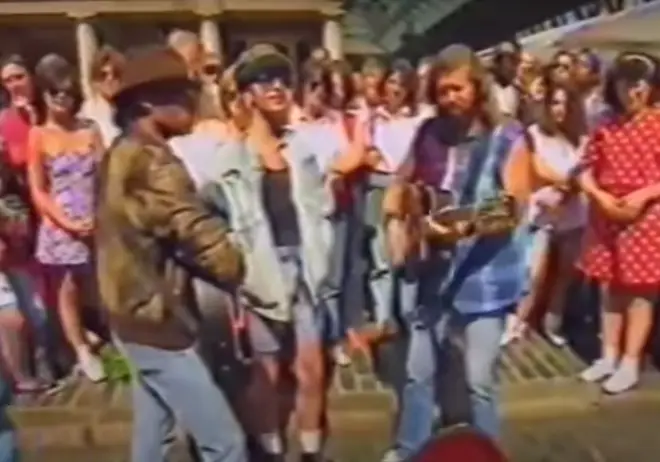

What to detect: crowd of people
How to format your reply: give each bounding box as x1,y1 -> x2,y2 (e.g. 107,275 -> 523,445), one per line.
0,25 -> 657,462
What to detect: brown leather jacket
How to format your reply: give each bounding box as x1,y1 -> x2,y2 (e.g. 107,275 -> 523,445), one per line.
95,136 -> 244,350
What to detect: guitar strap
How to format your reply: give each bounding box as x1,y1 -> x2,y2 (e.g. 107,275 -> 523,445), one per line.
458,128 -> 500,206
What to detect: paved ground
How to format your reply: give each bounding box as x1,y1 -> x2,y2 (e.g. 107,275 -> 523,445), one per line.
19,401 -> 660,461
13,325 -> 660,461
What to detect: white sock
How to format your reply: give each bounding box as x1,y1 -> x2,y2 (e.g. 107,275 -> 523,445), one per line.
544,312 -> 561,331
299,430 -> 322,454
603,346 -> 619,365
620,356 -> 640,371
259,433 -> 283,454
76,345 -> 92,358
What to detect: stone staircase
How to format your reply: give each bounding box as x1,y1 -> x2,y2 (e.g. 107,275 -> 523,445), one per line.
10,331 -> 607,453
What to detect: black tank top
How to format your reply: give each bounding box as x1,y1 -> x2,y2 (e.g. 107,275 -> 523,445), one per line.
261,170 -> 301,247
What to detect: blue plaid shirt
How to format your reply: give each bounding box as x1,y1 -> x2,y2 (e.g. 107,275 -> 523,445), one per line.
438,121 -> 530,316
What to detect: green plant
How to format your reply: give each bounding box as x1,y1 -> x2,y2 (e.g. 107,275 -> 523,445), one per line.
100,348 -> 134,385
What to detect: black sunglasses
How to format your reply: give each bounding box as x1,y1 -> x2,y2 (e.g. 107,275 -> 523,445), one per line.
202,64 -> 220,76
251,67 -> 292,87
46,86 -> 76,98
307,80 -> 324,90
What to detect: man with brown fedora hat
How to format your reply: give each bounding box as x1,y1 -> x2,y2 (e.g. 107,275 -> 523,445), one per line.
95,45 -> 247,462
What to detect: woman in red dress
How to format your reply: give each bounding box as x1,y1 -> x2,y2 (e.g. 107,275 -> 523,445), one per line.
578,52 -> 660,394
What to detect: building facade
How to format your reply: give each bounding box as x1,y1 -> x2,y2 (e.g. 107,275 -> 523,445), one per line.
0,0 -> 344,96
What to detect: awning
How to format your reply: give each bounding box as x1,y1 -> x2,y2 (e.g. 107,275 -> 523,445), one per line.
557,0 -> 660,55
479,14 -> 612,60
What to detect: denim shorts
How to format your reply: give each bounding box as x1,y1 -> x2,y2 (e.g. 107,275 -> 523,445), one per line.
247,246 -> 324,357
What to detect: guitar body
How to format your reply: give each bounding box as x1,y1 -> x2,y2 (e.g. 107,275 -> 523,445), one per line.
383,183 -> 451,264
408,425 -> 508,462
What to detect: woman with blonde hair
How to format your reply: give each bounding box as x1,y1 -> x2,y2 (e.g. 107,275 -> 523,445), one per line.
78,45 -> 124,148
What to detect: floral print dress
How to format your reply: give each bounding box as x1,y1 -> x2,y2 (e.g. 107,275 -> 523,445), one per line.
35,151 -> 96,266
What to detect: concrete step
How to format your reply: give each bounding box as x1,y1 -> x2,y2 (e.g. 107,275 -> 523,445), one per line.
20,401 -> 660,462
13,332 -> 648,450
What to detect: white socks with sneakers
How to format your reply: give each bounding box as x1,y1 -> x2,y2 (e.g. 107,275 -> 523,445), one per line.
260,433 -> 283,455
299,430 -> 322,454
260,429 -> 322,455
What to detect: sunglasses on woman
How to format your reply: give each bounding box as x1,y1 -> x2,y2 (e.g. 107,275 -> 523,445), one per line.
46,85 -> 77,99
2,72 -> 27,86
202,65 -> 221,77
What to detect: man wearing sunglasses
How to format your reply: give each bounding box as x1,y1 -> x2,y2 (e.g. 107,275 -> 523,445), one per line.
212,45 -> 336,462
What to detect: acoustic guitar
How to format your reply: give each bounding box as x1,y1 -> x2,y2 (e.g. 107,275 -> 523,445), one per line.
426,193 -> 519,244
424,129 -> 550,244
383,125 -> 549,259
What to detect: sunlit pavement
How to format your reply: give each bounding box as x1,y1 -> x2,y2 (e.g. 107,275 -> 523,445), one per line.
18,399 -> 660,461
16,316 -> 660,461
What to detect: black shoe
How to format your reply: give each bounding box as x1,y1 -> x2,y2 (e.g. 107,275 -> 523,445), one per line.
255,455 -> 284,462
300,453 -> 325,462
247,441 -> 284,462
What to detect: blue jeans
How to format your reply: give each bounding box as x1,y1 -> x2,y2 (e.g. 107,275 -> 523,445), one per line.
394,308 -> 505,457
115,340 -> 246,462
0,376 -> 17,462
325,211 -> 367,342
6,268 -> 50,350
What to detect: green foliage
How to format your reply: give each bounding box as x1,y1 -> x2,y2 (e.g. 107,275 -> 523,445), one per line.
100,348 -> 134,385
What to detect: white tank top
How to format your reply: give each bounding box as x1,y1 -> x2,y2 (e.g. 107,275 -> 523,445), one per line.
527,124 -> 588,232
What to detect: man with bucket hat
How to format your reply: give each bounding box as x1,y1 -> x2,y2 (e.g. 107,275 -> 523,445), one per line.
95,45 -> 247,462
214,44 -> 336,462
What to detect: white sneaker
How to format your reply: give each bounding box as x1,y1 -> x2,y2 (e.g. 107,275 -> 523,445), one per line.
500,316 -> 527,347
579,358 -> 616,383
601,361 -> 639,394
77,348 -> 106,383
543,313 -> 567,347
544,329 -> 568,347
381,449 -> 404,462
332,345 -> 352,367
500,328 -> 520,347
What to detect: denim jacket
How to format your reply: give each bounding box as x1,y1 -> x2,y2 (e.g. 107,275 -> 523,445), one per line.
171,129 -> 336,322
439,122 -> 530,315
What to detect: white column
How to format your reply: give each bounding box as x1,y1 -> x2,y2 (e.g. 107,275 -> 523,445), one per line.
322,17 -> 343,60
199,17 -> 222,56
75,18 -> 99,100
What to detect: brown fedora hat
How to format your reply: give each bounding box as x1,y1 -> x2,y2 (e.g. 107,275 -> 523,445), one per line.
113,46 -> 192,102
